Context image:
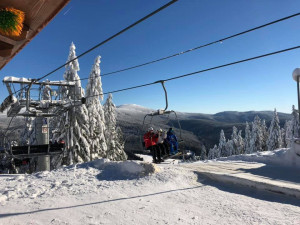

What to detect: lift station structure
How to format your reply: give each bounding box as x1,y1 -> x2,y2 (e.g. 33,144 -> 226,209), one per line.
0,76 -> 84,171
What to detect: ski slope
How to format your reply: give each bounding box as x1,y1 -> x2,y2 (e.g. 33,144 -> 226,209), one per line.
0,152 -> 300,224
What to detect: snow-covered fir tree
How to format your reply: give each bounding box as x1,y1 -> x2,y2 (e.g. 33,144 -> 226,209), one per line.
103,93 -> 127,161
218,130 -> 227,157
291,105 -> 299,138
200,144 -> 207,160
281,127 -> 286,148
244,122 -> 252,154
208,145 -> 218,160
249,116 -> 263,153
231,126 -> 239,155
53,42 -> 90,164
285,120 -> 293,147
85,56 -> 107,160
20,117 -> 36,145
260,119 -> 268,151
267,109 -> 282,151
42,82 -> 52,100
284,105 -> 300,147
236,130 -> 244,155
225,140 -> 234,157
115,126 -> 127,160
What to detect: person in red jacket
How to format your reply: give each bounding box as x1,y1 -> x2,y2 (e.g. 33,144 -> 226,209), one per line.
143,127 -> 161,163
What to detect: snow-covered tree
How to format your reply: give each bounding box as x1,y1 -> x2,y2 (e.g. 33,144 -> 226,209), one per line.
267,109 -> 282,151
231,126 -> 239,155
103,93 -> 127,161
281,127 -> 286,148
85,56 -> 107,160
244,122 -> 252,154
200,144 -> 207,160
249,116 -> 263,152
225,140 -> 234,157
261,119 -> 268,151
53,42 -> 90,164
285,120 -> 293,147
236,130 -> 244,155
291,105 -> 299,138
218,130 -> 227,157
208,145 -> 218,160
20,117 -> 36,145
42,82 -> 52,100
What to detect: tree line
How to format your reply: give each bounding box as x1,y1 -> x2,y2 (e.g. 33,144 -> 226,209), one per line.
200,106 -> 299,160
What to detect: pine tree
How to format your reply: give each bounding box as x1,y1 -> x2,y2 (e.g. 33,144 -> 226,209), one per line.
116,126 -> 126,158
285,120 -> 293,147
236,130 -> 244,155
218,130 -> 227,157
249,116 -> 263,152
214,144 -> 221,158
42,82 -> 52,100
281,127 -> 286,148
261,119 -> 268,151
85,56 -> 107,160
267,109 -> 282,151
200,144 -> 207,160
53,42 -> 90,164
225,140 -> 234,156
244,122 -> 252,154
231,126 -> 239,155
104,93 -> 127,161
208,145 -> 220,159
20,117 -> 36,145
291,105 -> 299,138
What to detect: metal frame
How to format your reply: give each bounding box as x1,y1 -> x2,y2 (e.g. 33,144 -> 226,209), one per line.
141,81 -> 184,160
1,77 -> 84,162
297,75 -> 300,125
141,81 -> 182,140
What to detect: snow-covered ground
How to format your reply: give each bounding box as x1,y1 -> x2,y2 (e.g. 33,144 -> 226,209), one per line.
215,147 -> 300,168
1,151 -> 300,224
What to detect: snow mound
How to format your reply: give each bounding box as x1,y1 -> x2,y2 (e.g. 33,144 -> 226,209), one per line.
87,159 -> 159,180
216,148 -> 300,168
0,159 -> 161,205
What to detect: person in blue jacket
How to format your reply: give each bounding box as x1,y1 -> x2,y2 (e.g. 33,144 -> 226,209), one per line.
167,128 -> 178,155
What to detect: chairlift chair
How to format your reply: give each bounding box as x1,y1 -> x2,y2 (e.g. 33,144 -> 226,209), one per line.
140,81 -> 185,158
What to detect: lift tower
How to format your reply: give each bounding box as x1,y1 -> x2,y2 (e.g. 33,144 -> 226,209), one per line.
0,76 -> 84,171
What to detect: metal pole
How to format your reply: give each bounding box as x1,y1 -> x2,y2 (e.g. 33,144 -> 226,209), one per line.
297,76 -> 300,137
154,80 -> 169,111
160,81 -> 168,111
36,109 -> 50,172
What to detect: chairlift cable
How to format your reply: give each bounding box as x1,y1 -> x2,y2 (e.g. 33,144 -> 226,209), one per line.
83,45 -> 300,99
74,11 -> 300,82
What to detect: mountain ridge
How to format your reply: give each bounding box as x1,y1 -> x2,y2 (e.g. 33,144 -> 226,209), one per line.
116,104 -> 292,154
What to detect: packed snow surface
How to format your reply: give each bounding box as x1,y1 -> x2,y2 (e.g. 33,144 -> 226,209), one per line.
216,148 -> 300,168
1,152 -> 300,225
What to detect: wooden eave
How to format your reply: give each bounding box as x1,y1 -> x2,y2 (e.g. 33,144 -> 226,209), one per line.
0,0 -> 70,70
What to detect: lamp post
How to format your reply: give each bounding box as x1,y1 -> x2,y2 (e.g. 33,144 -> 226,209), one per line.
292,68 -> 300,126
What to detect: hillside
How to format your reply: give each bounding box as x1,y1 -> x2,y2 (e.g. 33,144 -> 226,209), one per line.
0,105 -> 292,154
116,104 -> 292,153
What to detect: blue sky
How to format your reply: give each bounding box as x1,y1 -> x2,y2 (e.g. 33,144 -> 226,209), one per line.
1,0 -> 300,114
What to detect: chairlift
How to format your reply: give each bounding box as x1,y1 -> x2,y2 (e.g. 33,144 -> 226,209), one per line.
141,81 -> 184,157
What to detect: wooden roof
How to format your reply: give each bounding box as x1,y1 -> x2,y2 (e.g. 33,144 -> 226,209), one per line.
0,0 -> 70,70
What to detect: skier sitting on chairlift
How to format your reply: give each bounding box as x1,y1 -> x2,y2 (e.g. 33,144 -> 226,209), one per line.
143,127 -> 162,163
167,128 -> 178,155
157,129 -> 170,157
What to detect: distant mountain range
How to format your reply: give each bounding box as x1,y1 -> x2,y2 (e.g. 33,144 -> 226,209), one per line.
116,104 -> 292,154
0,105 -> 292,155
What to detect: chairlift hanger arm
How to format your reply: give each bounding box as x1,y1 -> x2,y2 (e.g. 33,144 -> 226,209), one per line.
154,80 -> 168,111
